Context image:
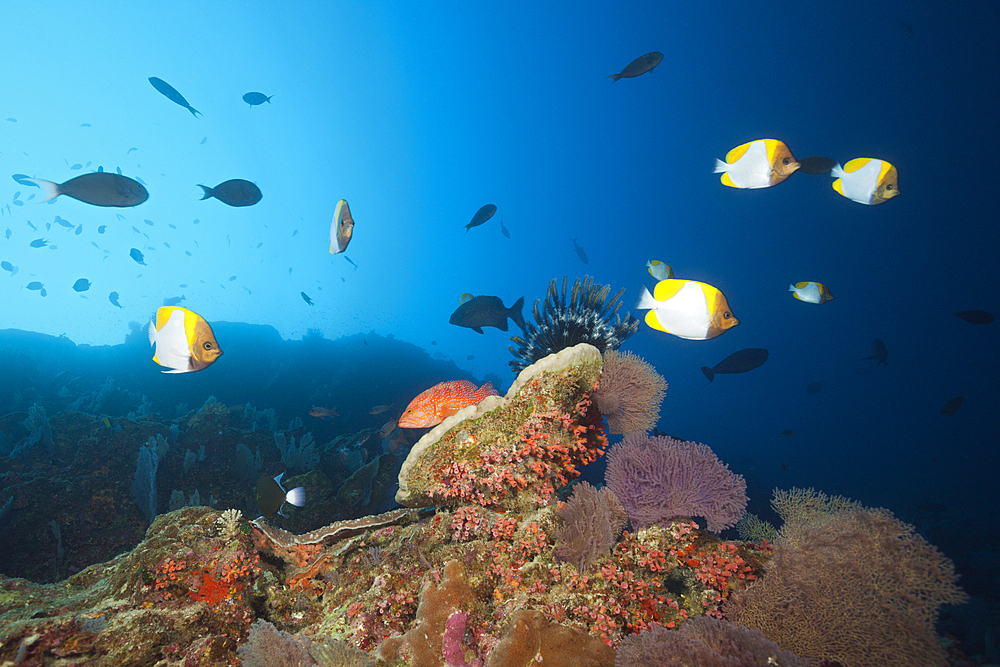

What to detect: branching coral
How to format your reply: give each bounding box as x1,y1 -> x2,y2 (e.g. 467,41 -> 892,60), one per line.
593,349 -> 666,435
727,507 -> 969,667
509,276 -> 638,373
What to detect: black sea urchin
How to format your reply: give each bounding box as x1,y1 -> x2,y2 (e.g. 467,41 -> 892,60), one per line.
509,275 -> 639,373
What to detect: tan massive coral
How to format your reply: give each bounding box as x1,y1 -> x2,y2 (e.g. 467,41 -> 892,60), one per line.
395,343 -> 606,511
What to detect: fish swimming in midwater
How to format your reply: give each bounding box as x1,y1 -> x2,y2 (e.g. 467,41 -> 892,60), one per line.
0,261 -> 16,275
243,92 -> 273,107
646,260 -> 674,281
329,199 -> 354,254
449,294 -> 526,333
109,292 -> 122,308
25,173 -> 148,207
500,216 -> 510,239
797,156 -> 837,175
369,404 -> 395,415
941,395 -> 966,416
954,310 -> 994,325
701,348 -> 769,382
255,473 -> 305,518
4,228 -> 10,239
789,282 -> 834,304
308,407 -> 339,419
831,158 -> 899,205
806,381 -> 826,395
636,279 -> 739,340
30,238 -> 48,248
714,139 -> 800,189
607,52 -> 663,81
571,238 -> 589,265
399,380 -> 499,428
26,281 -> 44,291
301,292 -> 314,306
198,179 -> 262,207
148,77 -> 202,117
862,338 -> 889,367
148,306 -> 223,373
343,256 -> 358,271
72,278 -> 91,292
130,248 -> 146,265
163,295 -> 186,307
464,204 -> 497,233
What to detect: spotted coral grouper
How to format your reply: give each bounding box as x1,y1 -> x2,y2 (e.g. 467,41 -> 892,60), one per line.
399,380 -> 499,428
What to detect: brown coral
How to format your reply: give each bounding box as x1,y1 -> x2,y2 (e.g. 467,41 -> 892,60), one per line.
553,482 -> 626,572
594,349 -> 666,435
727,507 -> 968,667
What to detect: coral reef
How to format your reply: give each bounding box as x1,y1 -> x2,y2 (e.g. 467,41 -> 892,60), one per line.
605,434 -> 748,532
396,343 -> 607,511
554,481 -> 626,572
593,349 -> 666,435
727,506 -> 969,667
615,616 -> 808,667
509,276 -> 639,373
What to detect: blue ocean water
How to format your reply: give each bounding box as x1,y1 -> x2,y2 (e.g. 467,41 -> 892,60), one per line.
0,0 -> 997,658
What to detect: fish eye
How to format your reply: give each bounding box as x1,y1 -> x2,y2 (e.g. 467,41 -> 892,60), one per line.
782,157 -> 791,165
203,342 -> 213,350
724,311 -> 732,318
886,184 -> 894,190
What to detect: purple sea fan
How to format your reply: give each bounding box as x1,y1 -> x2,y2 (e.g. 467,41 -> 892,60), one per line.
605,434 -> 747,533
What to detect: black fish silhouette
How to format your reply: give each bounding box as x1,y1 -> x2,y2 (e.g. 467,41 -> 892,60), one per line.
702,348 -> 769,382
148,77 -> 201,118
243,92 -> 273,107
608,52 -> 663,81
464,204 -> 497,232
198,179 -> 262,207
25,173 -> 148,208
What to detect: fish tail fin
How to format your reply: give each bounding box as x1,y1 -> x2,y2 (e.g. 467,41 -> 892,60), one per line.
147,319 -> 158,347
831,163 -> 845,178
607,73 -> 623,82
788,284 -> 797,291
267,96 -> 273,103
25,178 -> 60,203
285,486 -> 306,507
713,158 -> 729,174
510,296 -> 526,331
701,367 -> 715,382
635,285 -> 657,311
197,185 -> 213,200
189,107 -> 202,118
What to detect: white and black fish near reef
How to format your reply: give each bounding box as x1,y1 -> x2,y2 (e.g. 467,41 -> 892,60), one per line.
25,173 -> 148,208
198,179 -> 262,207
148,77 -> 202,118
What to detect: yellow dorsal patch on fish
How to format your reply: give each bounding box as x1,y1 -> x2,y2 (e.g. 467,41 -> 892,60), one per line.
725,142 -> 752,164
832,158 -> 899,205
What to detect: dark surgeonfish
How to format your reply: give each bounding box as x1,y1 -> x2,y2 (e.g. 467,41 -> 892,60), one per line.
243,92 -> 273,107
148,77 -> 201,117
862,338 -> 888,367
500,216 -> 510,239
701,348 -> 769,382
256,473 -> 305,518
607,52 -> 663,81
450,294 -> 526,333
25,173 -> 148,207
954,310 -> 994,325
198,179 -> 262,207
571,238 -> 589,265
941,395 -> 966,416
130,248 -> 146,265
797,156 -> 837,175
301,292 -> 314,306
464,204 -> 497,232
109,291 -> 123,308
72,278 -> 91,292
